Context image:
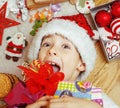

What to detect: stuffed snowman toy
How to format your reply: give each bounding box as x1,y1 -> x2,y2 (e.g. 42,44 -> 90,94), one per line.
5,32 -> 28,62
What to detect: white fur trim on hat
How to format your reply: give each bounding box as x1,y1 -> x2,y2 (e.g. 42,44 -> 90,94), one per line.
28,19 -> 96,81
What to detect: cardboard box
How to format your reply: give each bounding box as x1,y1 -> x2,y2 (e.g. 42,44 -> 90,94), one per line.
90,1 -> 120,62
26,0 -> 68,10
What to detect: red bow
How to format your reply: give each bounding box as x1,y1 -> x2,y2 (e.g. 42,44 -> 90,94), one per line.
18,60 -> 64,95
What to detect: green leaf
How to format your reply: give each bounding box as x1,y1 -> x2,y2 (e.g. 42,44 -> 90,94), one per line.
30,30 -> 36,36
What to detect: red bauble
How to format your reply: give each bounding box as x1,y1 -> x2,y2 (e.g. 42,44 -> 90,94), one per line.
95,10 -> 112,27
111,1 -> 120,17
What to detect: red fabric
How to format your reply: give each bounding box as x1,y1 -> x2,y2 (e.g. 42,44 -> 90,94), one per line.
57,13 -> 94,37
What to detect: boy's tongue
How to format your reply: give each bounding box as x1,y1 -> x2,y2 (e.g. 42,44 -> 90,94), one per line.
52,65 -> 60,73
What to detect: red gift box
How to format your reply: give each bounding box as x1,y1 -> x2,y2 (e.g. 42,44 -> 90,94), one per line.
4,81 -> 44,106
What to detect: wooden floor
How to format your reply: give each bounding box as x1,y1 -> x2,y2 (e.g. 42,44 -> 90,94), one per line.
85,41 -> 120,106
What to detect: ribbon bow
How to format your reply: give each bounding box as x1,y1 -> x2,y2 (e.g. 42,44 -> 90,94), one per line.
18,60 -> 64,95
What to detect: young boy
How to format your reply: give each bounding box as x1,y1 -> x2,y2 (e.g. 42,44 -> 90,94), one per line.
26,19 -> 119,108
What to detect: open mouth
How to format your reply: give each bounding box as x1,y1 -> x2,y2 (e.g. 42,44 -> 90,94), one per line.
48,62 -> 60,73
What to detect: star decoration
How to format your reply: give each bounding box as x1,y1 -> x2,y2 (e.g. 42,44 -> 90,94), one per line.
0,2 -> 20,45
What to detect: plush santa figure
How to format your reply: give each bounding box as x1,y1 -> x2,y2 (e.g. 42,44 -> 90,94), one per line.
5,32 -> 28,62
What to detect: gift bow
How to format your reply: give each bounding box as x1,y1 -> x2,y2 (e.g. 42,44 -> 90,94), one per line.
18,60 -> 64,96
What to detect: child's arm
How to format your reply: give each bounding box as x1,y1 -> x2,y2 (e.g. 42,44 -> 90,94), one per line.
48,96 -> 103,108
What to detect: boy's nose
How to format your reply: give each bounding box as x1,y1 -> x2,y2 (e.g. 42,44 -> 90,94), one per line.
48,47 -> 57,56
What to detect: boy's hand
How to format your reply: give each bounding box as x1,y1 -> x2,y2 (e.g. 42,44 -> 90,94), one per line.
48,96 -> 103,108
26,96 -> 53,108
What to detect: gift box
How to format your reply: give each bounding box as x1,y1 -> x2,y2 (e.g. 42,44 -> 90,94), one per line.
26,0 -> 67,10
4,81 -> 44,106
90,0 -> 120,62
54,81 -> 103,106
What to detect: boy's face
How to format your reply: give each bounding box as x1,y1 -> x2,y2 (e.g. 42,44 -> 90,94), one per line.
38,34 -> 84,81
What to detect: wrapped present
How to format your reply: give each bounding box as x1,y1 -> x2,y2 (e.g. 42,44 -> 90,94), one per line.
4,60 -> 64,106
4,81 -> 44,106
54,81 -> 103,106
91,87 -> 103,106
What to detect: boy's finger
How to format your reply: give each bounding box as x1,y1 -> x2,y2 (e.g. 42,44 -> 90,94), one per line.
37,95 -> 54,101
50,97 -> 70,103
26,101 -> 48,108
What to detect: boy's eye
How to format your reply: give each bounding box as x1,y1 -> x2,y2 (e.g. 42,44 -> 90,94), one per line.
42,43 -> 50,47
62,44 -> 70,49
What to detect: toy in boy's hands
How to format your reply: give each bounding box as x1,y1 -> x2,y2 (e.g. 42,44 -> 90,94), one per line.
18,60 -> 64,95
54,81 -> 103,106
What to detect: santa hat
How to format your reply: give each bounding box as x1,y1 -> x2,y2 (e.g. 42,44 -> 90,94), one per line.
27,14 -> 97,81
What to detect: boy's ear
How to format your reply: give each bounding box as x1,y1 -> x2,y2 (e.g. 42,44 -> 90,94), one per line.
76,63 -> 86,72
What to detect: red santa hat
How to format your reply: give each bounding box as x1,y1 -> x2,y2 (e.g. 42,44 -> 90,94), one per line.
27,14 -> 97,81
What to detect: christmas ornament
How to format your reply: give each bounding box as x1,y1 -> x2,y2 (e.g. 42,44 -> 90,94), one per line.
111,1 -> 120,18
110,18 -> 120,35
76,0 -> 95,14
5,32 -> 28,62
95,10 -> 112,27
0,2 -> 20,45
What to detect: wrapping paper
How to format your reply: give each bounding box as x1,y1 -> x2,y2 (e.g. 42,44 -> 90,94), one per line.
54,81 -> 103,106
4,81 -> 44,106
